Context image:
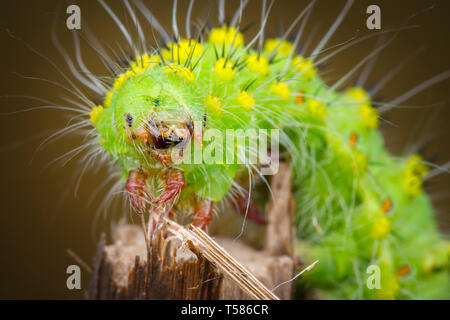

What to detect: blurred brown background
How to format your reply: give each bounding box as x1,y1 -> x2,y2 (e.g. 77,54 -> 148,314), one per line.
0,0 -> 449,299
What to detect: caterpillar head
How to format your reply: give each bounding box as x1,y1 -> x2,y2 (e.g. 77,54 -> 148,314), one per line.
91,62 -> 200,165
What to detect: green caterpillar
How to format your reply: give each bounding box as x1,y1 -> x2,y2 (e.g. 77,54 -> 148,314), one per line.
64,1 -> 449,299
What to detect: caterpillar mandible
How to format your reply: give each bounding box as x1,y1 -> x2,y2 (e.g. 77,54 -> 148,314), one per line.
9,0 -> 449,300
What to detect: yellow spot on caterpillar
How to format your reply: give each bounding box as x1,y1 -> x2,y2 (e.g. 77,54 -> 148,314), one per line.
104,90 -> 113,108
264,38 -> 293,57
291,56 -> 317,79
209,26 -> 244,47
163,64 -> 195,82
162,39 -> 203,64
407,155 -> 428,177
115,54 -> 160,90
352,149 -> 368,174
307,99 -> 328,120
237,91 -> 255,110
376,276 -> 400,300
371,216 -> 391,240
349,132 -> 359,147
103,54 -> 161,109
359,104 -> 379,130
420,241 -> 449,275
402,174 -> 423,196
402,155 -> 428,196
214,58 -> 236,80
421,255 -> 437,274
381,198 -> 393,214
130,54 -> 160,74
205,95 -> 222,114
113,73 -> 129,90
246,54 -> 269,76
90,105 -> 104,125
347,87 -> 370,104
271,82 -> 291,99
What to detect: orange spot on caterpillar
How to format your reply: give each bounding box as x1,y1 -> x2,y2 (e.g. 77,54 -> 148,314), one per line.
349,132 -> 359,147
135,127 -> 149,143
381,198 -> 393,213
396,265 -> 411,277
295,91 -> 304,105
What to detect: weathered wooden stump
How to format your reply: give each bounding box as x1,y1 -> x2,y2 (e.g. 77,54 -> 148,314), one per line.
86,163 -> 295,300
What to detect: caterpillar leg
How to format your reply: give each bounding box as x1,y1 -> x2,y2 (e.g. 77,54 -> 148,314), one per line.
149,148 -> 170,165
125,169 -> 148,214
157,168 -> 185,203
234,193 -> 267,225
192,199 -> 213,230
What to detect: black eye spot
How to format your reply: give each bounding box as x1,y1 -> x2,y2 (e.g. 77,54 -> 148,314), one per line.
153,98 -> 160,106
124,113 -> 133,128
